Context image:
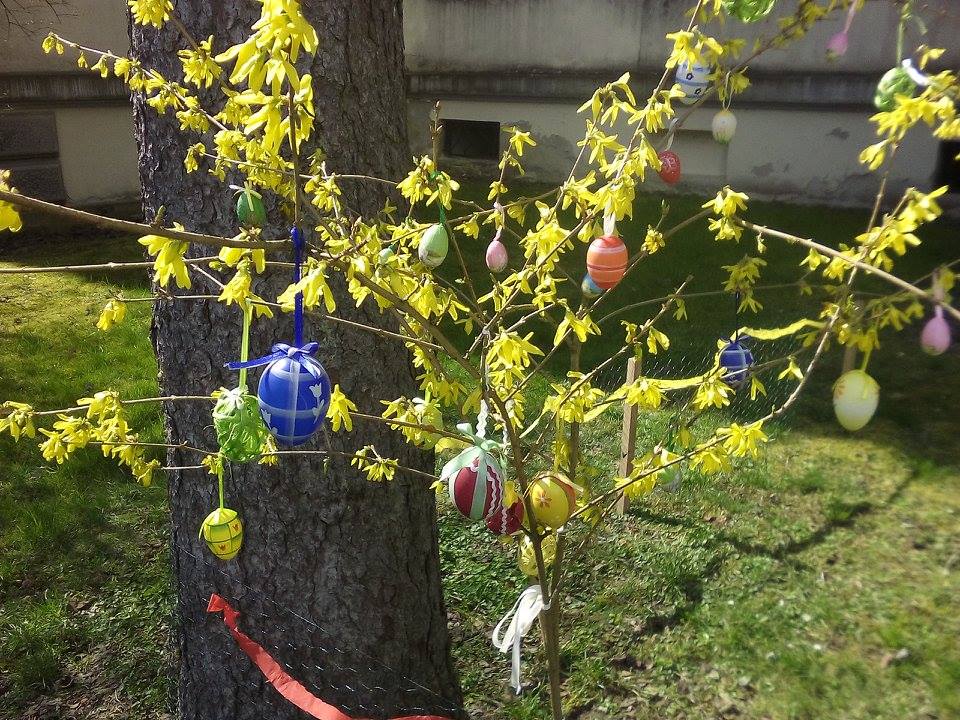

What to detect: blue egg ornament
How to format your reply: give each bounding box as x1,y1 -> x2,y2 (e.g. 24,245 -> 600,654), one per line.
257,344 -> 332,446
676,60 -> 711,105
719,339 -> 754,387
581,273 -> 604,299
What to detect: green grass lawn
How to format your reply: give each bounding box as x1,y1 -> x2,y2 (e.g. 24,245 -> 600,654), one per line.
1,185 -> 958,720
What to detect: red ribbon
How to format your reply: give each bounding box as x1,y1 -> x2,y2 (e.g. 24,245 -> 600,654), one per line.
206,594 -> 454,720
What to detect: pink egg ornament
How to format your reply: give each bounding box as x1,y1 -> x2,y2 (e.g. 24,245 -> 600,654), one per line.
486,237 -> 509,273
921,307 -> 951,356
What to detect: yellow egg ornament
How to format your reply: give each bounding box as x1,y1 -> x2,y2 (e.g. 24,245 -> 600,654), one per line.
528,471 -> 578,529
200,507 -> 244,560
832,369 -> 880,432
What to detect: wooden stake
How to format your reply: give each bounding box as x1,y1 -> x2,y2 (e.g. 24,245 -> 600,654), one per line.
616,356 -> 640,514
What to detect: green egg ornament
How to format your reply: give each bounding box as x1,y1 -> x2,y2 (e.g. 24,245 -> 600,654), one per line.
235,189 -> 267,227
721,0 -> 776,22
832,369 -> 879,432
212,386 -> 271,463
418,223 -> 449,268
874,67 -> 917,112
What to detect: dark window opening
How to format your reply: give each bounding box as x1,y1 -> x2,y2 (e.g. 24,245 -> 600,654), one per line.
442,119 -> 500,160
933,141 -> 960,193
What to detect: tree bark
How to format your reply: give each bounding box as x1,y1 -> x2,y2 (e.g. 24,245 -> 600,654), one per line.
128,2 -> 463,719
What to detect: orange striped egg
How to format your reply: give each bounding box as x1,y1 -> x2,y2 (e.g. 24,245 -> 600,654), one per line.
586,235 -> 628,289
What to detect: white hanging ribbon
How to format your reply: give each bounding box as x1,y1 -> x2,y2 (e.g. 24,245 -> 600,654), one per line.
492,584 -> 545,693
901,58 -> 933,87
602,204 -> 617,237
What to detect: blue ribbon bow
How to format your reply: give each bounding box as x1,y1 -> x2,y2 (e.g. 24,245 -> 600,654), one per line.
226,342 -> 319,371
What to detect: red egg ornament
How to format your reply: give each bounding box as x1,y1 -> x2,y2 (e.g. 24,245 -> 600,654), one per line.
586,235 -> 628,290
442,444 -> 505,521
487,499 -> 525,535
658,151 -> 681,185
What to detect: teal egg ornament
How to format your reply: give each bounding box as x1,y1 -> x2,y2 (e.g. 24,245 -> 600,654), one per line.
418,223 -> 449,268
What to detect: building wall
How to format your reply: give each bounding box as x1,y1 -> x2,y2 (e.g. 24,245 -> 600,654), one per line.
1,0 -> 957,208
405,0 -> 959,205
0,0 -> 135,206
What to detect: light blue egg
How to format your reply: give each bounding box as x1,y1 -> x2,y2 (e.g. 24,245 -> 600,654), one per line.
581,273 -> 604,298
676,60 -> 711,105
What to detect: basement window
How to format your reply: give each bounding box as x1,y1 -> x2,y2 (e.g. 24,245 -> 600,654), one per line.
933,141 -> 960,193
442,119 -> 500,160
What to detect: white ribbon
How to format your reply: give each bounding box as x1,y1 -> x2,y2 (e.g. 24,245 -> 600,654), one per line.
901,58 -> 932,87
492,585 -> 545,693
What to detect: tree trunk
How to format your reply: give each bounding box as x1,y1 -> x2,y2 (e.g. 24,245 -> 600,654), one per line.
128,2 -> 463,719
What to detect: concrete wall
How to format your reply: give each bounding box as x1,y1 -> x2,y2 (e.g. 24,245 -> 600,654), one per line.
0,0 -> 137,205
405,0 -> 960,205
1,0 -> 956,208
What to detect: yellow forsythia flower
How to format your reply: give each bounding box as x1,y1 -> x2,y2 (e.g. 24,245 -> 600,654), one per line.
128,0 -> 173,28
327,384 -> 357,432
97,299 -> 127,331
139,226 -> 192,289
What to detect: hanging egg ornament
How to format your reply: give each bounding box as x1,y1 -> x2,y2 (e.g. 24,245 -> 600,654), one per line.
721,0 -> 776,22
658,150 -> 681,185
419,223 -> 449,268
719,339 -> 754,387
826,30 -> 849,61
441,444 -> 505,521
257,344 -> 332,446
235,189 -> 267,227
675,60 -> 711,105
200,507 -> 244,561
581,273 -> 604,299
711,109 -> 738,144
212,387 -> 271,463
529,471 -> 578,529
874,67 -> 917,112
921,307 -> 951,356
833,369 -> 879,431
486,237 -> 509,273
487,499 -> 525,536
377,246 -> 395,265
586,235 -> 628,290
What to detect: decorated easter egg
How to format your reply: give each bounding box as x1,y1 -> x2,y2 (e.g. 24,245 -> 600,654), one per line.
581,273 -> 604,298
675,60 -> 711,105
833,369 -> 879,431
826,30 -> 849,60
529,471 -> 577,529
658,150 -> 681,185
200,507 -> 243,561
486,237 -> 509,273
377,246 -> 395,265
212,386 -> 270,463
921,308 -> 951,356
235,190 -> 267,227
487,499 -> 525,535
419,223 -> 449,268
586,235 -> 628,290
442,445 -> 505,521
257,344 -> 331,446
719,339 -> 754,387
874,67 -> 917,112
712,109 -> 738,144
721,0 -> 776,22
